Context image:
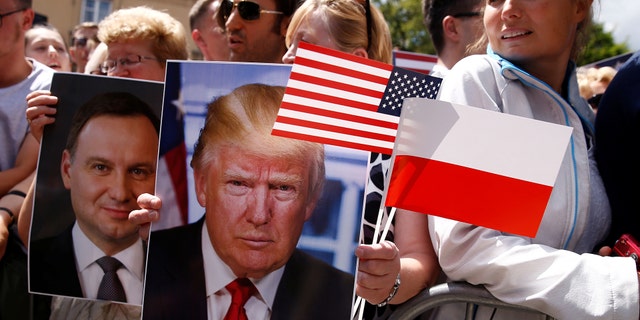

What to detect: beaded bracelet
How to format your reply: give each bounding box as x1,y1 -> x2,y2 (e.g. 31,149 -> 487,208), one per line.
377,273 -> 401,307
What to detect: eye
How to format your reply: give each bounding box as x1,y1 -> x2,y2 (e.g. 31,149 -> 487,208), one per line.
32,45 -> 48,52
90,163 -> 110,175
130,167 -> 153,180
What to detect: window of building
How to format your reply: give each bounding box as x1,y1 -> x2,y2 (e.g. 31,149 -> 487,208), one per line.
81,0 -> 111,22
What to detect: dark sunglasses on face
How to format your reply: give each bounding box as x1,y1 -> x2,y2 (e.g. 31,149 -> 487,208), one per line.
72,37 -> 88,47
220,0 -> 283,21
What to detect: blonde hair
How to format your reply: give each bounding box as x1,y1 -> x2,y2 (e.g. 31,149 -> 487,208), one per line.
98,6 -> 189,63
286,0 -> 393,64
191,84 -> 326,204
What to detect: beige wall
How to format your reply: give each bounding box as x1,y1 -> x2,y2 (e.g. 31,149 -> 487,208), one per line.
32,0 -> 200,59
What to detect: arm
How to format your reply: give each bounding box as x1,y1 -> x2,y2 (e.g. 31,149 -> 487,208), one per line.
430,216 -> 639,319
0,171 -> 35,258
0,134 -> 38,195
355,209 -> 440,305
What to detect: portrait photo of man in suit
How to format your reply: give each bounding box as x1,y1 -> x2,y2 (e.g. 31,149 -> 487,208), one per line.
29,91 -> 160,306
140,83 -> 354,319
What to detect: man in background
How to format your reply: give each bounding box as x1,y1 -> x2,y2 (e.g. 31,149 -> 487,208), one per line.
422,0 -> 485,78
217,0 -> 298,63
68,22 -> 99,73
190,0 -> 230,60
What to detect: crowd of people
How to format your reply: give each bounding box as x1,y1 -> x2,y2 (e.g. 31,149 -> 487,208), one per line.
1,0 -> 638,319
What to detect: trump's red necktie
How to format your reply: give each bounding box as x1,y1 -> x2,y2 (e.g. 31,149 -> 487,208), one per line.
224,278 -> 256,320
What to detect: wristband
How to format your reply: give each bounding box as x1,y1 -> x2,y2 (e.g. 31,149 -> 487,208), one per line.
377,273 -> 401,307
0,207 -> 15,226
7,190 -> 26,198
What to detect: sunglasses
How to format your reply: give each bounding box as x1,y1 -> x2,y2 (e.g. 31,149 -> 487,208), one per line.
220,0 -> 283,21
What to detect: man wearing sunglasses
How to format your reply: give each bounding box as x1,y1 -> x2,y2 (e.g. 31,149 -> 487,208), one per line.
0,0 -> 54,319
217,0 -> 297,63
69,22 -> 99,74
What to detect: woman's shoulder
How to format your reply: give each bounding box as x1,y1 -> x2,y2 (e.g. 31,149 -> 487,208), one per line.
450,54 -> 498,76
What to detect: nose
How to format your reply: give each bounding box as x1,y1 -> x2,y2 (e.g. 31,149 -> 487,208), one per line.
225,4 -> 243,32
108,63 -> 130,78
109,172 -> 133,203
47,45 -> 58,57
282,42 -> 297,64
245,186 -> 272,226
501,0 -> 521,20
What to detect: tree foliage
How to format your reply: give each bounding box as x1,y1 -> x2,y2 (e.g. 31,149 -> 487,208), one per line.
373,0 -> 435,54
373,0 -> 630,65
578,23 -> 629,66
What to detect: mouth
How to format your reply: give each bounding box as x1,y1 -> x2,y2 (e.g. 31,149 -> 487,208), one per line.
240,236 -> 273,249
102,207 -> 133,220
227,34 -> 244,49
501,30 -> 532,39
48,63 -> 61,69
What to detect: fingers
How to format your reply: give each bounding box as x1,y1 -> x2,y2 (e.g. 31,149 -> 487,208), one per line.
129,194 -> 162,242
355,241 -> 401,304
598,246 -> 612,256
129,193 -> 161,225
137,193 -> 162,210
25,90 -> 57,143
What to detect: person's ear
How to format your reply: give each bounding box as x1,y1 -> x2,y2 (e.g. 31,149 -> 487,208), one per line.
21,8 -> 34,31
351,47 -> 369,59
193,168 -> 207,207
60,150 -> 72,190
280,16 -> 292,37
442,15 -> 461,42
573,0 -> 592,23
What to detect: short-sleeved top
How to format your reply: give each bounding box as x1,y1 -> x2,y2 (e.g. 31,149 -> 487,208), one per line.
0,58 -> 54,171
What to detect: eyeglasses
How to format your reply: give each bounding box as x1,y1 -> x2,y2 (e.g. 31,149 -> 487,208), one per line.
72,37 -> 88,47
0,7 -> 26,28
220,0 -> 283,21
452,11 -> 482,18
101,54 -> 157,74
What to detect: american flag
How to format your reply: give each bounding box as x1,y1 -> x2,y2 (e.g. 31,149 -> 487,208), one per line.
392,50 -> 439,75
271,42 -> 442,155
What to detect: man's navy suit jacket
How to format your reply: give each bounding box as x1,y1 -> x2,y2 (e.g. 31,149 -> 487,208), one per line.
142,218 -> 355,319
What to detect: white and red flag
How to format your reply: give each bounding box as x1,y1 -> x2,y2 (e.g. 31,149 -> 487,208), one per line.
385,98 -> 573,237
271,42 -> 442,155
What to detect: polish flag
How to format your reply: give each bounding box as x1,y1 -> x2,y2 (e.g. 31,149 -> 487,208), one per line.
385,98 -> 573,237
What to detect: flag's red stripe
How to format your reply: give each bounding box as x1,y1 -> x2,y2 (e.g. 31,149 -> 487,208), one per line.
393,50 -> 438,63
290,71 -> 384,99
385,155 -> 550,237
280,101 -> 398,130
285,87 -> 380,112
274,115 -> 396,143
401,68 -> 431,75
272,129 -> 392,155
301,42 -> 395,72
163,144 -> 188,224
295,56 -> 390,86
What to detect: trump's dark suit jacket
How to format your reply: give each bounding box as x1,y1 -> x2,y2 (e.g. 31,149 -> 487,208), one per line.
142,218 -> 355,319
